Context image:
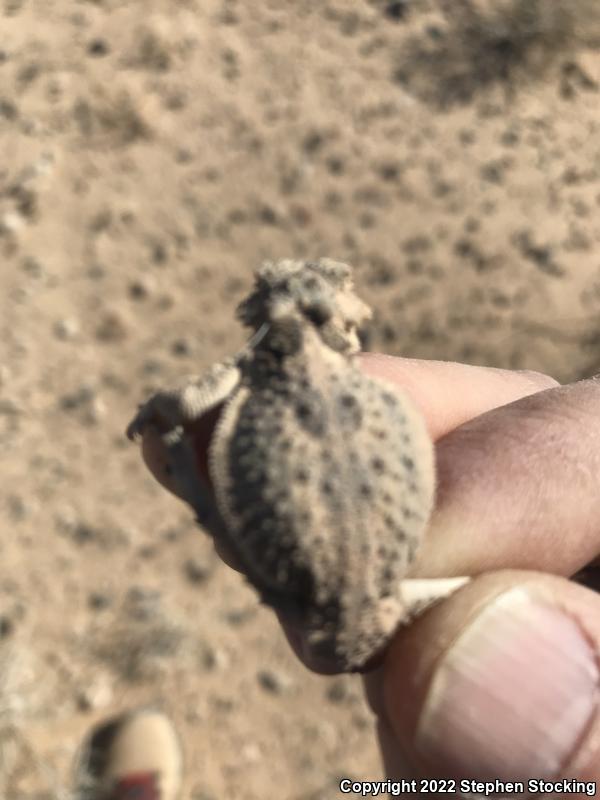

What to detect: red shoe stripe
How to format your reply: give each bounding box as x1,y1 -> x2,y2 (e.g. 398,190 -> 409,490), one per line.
111,772 -> 160,800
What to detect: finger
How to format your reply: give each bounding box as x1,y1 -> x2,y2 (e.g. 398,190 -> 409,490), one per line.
141,426 -> 183,498
412,375 -> 600,580
373,570 -> 600,783
358,353 -> 558,441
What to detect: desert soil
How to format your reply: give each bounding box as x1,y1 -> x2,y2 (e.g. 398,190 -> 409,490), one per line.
1,0 -> 600,797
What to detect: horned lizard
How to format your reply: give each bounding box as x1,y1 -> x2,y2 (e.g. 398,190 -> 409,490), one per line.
127,258 -> 468,671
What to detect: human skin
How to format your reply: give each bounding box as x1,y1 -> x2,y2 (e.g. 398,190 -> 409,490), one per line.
138,354 -> 600,785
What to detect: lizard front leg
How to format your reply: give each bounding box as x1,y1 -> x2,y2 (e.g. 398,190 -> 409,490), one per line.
126,358 -> 240,442
126,358 -> 240,528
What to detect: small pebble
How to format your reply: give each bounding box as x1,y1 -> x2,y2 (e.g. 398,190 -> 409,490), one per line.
95,311 -> 128,343
88,38 -> 109,56
76,678 -> 113,711
384,0 -> 409,20
138,544 -> 158,559
183,557 -> 214,585
1,211 -> 25,233
88,591 -> 112,611
54,504 -> 78,532
54,317 -> 79,341
171,337 -> 192,357
224,606 -> 256,626
352,713 -> 372,731
198,643 -> 230,672
87,263 -> 106,280
184,708 -> 204,725
0,398 -> 20,415
6,494 -> 30,521
72,522 -> 101,544
21,256 -> 44,278
257,668 -> 291,694
128,277 -> 155,300
60,384 -> 96,411
212,696 -> 234,714
326,678 -> 349,704
84,395 -> 107,425
125,586 -> 162,620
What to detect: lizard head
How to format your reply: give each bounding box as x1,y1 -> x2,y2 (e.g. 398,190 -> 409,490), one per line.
236,258 -> 373,355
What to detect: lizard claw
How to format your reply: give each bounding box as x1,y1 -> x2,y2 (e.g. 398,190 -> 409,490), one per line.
125,404 -> 155,441
125,415 -> 144,442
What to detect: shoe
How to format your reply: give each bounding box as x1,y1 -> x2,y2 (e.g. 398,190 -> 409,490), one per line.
72,708 -> 182,800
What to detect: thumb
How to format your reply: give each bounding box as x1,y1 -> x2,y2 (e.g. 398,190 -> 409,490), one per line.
371,571 -> 600,783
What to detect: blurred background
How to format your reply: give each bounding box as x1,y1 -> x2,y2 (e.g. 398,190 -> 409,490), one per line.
1,0 -> 599,797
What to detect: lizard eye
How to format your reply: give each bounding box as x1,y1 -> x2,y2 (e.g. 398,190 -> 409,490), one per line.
304,299 -> 332,326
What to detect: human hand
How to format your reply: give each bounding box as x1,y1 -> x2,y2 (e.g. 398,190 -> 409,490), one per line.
138,354 -> 600,784
360,356 -> 600,786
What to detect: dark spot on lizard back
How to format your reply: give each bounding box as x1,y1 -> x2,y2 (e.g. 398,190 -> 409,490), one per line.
294,390 -> 327,436
382,391 -> 400,409
402,455 -> 415,471
371,456 -> 386,474
337,392 -> 362,430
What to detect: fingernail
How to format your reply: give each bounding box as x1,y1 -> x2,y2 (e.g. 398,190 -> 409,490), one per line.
416,588 -> 599,779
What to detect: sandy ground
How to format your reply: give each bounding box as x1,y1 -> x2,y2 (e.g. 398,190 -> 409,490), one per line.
1,0 -> 600,797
